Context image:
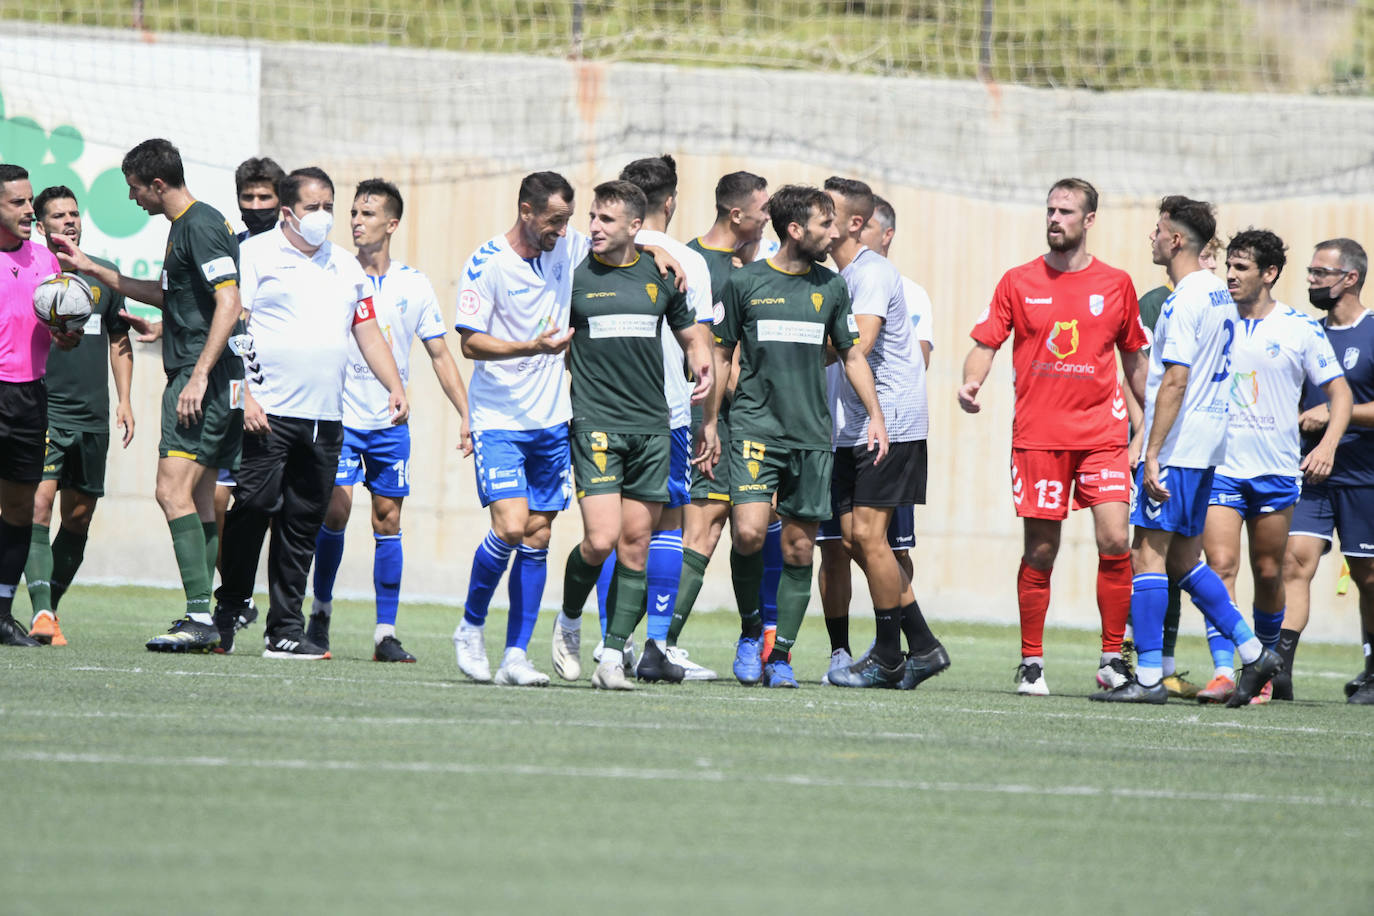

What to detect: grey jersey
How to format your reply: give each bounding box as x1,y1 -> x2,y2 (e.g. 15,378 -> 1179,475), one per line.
830,247 -> 928,445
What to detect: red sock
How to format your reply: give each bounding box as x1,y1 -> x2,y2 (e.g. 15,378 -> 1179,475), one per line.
1097,551 -> 1133,653
1017,560 -> 1052,657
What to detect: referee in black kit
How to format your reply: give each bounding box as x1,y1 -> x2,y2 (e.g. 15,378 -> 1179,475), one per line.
216,167 -> 409,659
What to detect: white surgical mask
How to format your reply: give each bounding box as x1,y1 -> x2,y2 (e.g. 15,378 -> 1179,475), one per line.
289,208 -> 333,247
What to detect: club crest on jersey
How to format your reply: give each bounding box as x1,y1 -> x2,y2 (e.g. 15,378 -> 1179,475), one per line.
593,452 -> 607,473
811,292 -> 824,312
1088,294 -> 1104,316
747,459 -> 761,480
645,283 -> 658,305
1346,347 -> 1361,370
1229,370 -> 1259,409
1045,319 -> 1079,359
1266,341 -> 1280,359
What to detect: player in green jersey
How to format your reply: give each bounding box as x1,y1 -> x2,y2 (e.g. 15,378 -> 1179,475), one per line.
23,186 -> 135,646
53,138 -> 245,653
713,184 -> 888,687
558,180 -> 715,691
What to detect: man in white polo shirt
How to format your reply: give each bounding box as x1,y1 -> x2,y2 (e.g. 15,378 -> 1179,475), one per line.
215,167 -> 410,660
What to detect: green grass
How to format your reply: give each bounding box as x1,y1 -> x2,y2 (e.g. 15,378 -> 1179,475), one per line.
4,585 -> 1373,914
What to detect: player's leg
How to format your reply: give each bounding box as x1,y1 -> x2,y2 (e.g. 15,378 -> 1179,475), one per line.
1332,486 -> 1374,703
30,483 -> 97,647
728,500 -> 772,685
311,428 -> 362,646
215,419 -> 289,654
761,448 -> 832,688
758,514 -> 783,657
0,478 -> 40,647
1347,556 -> 1374,704
23,476 -> 60,640
213,470 -> 232,574
600,494 -> 665,683
150,454 -> 220,647
1012,449 -> 1068,696
1198,501 -> 1244,696
1087,500 -> 1132,690
359,425 -> 411,660
817,521 -> 852,682
1241,505 -> 1295,702
1279,481 -> 1334,693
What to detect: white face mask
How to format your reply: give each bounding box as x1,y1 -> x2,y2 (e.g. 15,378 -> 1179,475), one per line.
288,208 -> 333,247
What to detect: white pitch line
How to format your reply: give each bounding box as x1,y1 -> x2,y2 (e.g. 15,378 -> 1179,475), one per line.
4,749 -> 1369,809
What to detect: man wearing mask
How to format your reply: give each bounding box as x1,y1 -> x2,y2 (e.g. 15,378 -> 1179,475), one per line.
1281,239 -> 1374,703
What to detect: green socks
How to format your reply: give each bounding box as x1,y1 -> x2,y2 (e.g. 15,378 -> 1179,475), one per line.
730,547 -> 764,637
562,544 -> 603,619
603,562 -> 647,652
24,523 -> 53,612
771,562 -> 813,661
169,513 -> 213,621
667,548 -> 709,646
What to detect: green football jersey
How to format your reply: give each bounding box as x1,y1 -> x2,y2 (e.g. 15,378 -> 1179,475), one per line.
1137,284 -> 1170,354
718,258 -> 857,450
160,200 -> 243,374
45,255 -> 129,432
687,237 -> 736,307
569,252 -> 694,434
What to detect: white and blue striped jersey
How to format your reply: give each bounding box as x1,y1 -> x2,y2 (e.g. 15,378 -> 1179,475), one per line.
635,229 -> 714,430
1217,302 -> 1341,479
344,262 -> 448,431
456,230 -> 590,431
1143,269 -> 1238,469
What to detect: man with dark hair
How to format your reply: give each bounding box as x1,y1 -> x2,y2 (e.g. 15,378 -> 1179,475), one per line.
53,138 -> 244,652
23,186 -> 134,646
1282,238 -> 1374,704
1093,196 -> 1282,705
1196,229 -> 1351,704
0,165 -> 80,647
556,180 -> 712,690
665,170 -> 771,668
817,177 -> 946,688
234,157 -> 287,240
960,178 -> 1147,696
715,184 -> 887,687
306,178 -> 470,664
215,166 -> 409,660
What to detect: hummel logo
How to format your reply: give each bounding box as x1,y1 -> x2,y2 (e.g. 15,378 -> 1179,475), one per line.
1145,500 -> 1162,520
1111,395 -> 1127,420
655,596 -> 670,613
1163,307 -> 1174,318
1025,297 -> 1052,304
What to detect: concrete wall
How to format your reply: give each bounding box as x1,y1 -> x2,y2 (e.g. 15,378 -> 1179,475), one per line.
12,24 -> 1374,643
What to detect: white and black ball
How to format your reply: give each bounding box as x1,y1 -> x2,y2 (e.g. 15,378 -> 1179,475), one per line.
32,272 -> 94,333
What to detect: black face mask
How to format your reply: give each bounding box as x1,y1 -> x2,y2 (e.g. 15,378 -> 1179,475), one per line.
1308,285 -> 1340,311
240,207 -> 278,237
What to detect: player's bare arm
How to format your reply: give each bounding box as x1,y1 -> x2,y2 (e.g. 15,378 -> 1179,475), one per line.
675,323 -> 718,472
958,342 -> 997,413
49,233 -> 165,308
110,328 -> 135,448
852,313 -> 884,356
1121,347 -> 1148,407
1300,375 -> 1354,483
1143,362 -> 1189,501
178,284 -> 242,428
841,344 -> 889,462
423,335 -> 473,456
352,317 -> 410,425
458,324 -> 573,361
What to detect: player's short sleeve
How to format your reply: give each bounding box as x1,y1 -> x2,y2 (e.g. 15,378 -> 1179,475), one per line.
685,254 -> 713,324
455,245 -> 497,334
1158,293 -> 1199,367
826,278 -> 858,352
567,229 -> 592,266
717,274 -> 743,347
413,275 -> 447,340
905,278 -> 934,346
189,214 -> 240,294
664,283 -> 694,332
1304,320 -> 1343,387
847,258 -> 891,320
970,270 -> 1016,350
237,243 -> 261,309
1115,278 -> 1149,353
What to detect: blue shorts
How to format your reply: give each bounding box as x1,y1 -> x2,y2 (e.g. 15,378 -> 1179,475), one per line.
816,503 -> 915,550
1208,473 -> 1301,518
336,425 -> 411,498
1130,465 -> 1215,537
1289,483 -> 1374,558
471,424 -> 572,512
667,426 -> 691,510
216,466 -> 235,488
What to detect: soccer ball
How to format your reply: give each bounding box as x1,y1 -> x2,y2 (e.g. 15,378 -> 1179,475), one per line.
32,273 -> 94,333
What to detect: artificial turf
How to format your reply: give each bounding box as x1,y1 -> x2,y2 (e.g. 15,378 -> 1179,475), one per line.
3,585 -> 1371,914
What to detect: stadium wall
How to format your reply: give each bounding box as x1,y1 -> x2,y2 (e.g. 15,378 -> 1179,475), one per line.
3,23 -> 1372,641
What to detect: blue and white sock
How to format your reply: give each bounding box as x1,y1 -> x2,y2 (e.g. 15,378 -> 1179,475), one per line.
373,532 -> 402,631
1129,573 -> 1169,686
463,531 -> 516,626
595,548 -> 616,639
1205,622 -> 1234,676
1180,562 -> 1261,663
313,526 -> 346,604
646,529 -> 682,644
1252,605 -> 1285,651
759,521 -> 783,629
507,543 -> 548,651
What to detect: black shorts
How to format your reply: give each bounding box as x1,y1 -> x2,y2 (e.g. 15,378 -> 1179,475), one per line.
817,503 -> 915,549
0,379 -> 48,483
831,439 -> 927,514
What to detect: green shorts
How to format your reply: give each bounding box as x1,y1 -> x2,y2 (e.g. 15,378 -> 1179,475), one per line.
689,413 -> 731,503
729,437 -> 833,521
572,429 -> 671,502
159,360 -> 243,471
42,426 -> 110,496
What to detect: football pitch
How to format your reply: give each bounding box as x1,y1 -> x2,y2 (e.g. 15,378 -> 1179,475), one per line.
4,586 -> 1372,915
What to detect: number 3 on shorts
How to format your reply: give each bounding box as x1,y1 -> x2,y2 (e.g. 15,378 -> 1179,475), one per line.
742,440 -> 766,460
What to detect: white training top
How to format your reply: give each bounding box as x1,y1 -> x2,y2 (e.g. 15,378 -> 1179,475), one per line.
343,261 -> 448,431
635,229 -> 714,430
455,229 -> 590,431
830,247 -> 927,446
903,275 -> 934,348
1143,268 -> 1239,469
1217,302 -> 1342,479
239,227 -> 370,421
